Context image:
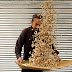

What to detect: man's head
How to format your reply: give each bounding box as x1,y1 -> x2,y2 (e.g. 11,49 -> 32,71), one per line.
31,14 -> 42,31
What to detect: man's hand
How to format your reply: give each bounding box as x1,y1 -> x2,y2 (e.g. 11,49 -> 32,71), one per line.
15,57 -> 23,66
56,56 -> 62,61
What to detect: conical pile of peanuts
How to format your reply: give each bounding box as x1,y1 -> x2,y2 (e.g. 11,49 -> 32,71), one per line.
28,0 -> 61,68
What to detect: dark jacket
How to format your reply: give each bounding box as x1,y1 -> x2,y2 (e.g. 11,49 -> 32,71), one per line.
15,26 -> 59,60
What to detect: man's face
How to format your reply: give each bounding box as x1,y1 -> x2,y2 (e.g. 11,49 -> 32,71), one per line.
31,18 -> 41,31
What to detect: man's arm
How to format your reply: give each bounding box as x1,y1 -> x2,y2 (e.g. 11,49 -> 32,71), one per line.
52,44 -> 62,61
52,44 -> 59,55
15,28 -> 27,59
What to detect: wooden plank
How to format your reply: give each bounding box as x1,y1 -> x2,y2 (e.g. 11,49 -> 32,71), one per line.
1,40 -> 71,43
0,9 -> 72,14
0,47 -> 72,49
0,28 -> 72,31
1,31 -> 72,35
0,52 -> 72,56
0,14 -> 72,18
0,1 -> 72,8
0,32 -> 72,36
0,37 -> 72,41
0,50 -> 72,53
0,24 -> 72,26
0,59 -> 71,61
1,30 -> 72,34
0,55 -> 72,58
1,40 -> 72,44
0,36 -> 72,38
0,58 -> 72,60
0,44 -> 69,47
0,19 -> 72,23
0,69 -> 21,72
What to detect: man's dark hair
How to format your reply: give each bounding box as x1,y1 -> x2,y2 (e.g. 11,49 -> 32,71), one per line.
32,14 -> 43,21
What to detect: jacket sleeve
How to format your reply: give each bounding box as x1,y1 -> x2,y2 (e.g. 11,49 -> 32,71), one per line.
52,44 -> 59,55
15,28 -> 27,59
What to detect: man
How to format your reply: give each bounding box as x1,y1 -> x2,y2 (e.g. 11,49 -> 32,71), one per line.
15,14 -> 61,72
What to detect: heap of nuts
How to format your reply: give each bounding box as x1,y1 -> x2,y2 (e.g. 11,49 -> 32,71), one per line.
28,0 -> 61,68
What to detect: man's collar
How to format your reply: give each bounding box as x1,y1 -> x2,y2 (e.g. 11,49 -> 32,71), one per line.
30,25 -> 39,32
31,25 -> 34,31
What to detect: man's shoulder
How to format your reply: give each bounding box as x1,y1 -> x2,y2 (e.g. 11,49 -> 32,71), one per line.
22,26 -> 31,33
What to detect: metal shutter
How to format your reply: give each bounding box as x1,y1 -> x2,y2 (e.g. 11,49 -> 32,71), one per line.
0,1 -> 72,72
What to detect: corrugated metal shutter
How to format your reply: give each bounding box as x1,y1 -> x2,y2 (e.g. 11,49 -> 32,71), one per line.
0,1 -> 72,72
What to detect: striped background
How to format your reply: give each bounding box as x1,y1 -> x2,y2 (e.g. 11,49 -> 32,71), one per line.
0,1 -> 72,72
